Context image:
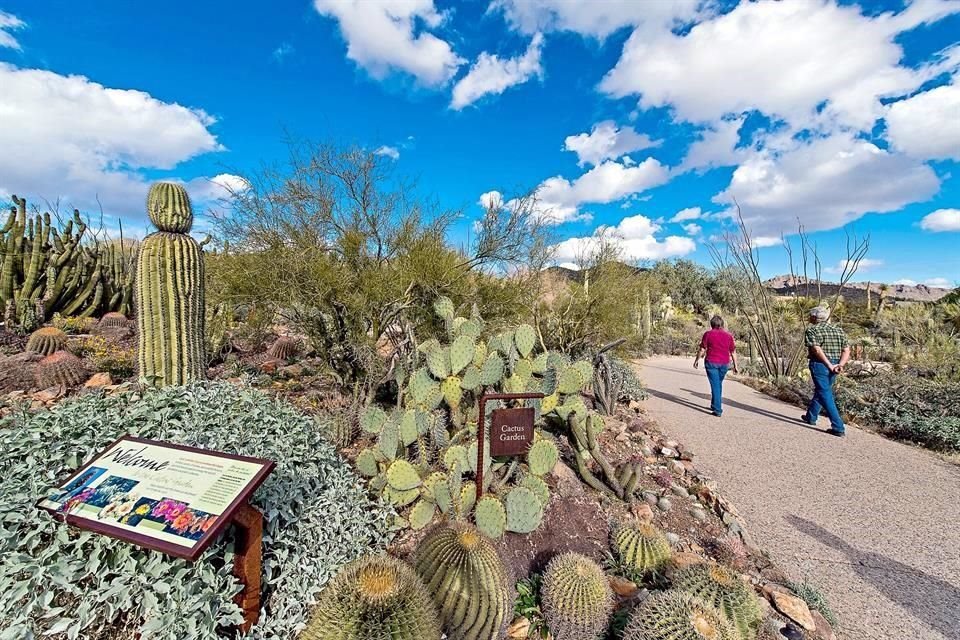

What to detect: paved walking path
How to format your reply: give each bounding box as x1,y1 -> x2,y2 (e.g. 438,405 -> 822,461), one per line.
637,356 -> 960,640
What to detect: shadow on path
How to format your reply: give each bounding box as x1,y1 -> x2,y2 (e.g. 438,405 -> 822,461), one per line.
646,388 -> 714,416
788,515 -> 960,640
681,387 -> 824,433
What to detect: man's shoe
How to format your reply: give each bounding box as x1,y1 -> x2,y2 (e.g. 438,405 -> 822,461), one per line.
800,414 -> 816,425
826,428 -> 846,437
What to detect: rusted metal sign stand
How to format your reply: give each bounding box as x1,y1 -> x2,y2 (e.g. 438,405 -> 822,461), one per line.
232,503 -> 264,631
475,392 -> 544,498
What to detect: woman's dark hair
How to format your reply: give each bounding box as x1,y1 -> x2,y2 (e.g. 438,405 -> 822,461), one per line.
710,315 -> 724,329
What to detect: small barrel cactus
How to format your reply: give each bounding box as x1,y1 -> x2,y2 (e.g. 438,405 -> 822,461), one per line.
622,590 -> 739,640
99,312 -> 130,329
414,522 -> 510,640
672,564 -> 763,639
136,182 -> 206,386
267,335 -> 301,360
300,555 -> 441,640
35,350 -> 88,388
542,552 -> 613,640
613,522 -> 672,574
26,326 -> 67,356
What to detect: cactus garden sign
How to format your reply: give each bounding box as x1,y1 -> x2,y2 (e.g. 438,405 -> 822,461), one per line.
477,392 -> 544,497
38,436 -> 274,630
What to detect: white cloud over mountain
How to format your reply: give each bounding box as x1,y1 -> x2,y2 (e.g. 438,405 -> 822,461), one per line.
313,0 -> 463,87
551,213 -> 695,263
451,33 -> 543,109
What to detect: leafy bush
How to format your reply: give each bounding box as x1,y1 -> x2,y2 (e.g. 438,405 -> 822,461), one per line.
646,316 -> 705,356
0,381 -> 393,639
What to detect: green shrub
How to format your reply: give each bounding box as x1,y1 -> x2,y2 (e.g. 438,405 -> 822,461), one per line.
0,381 -> 393,639
787,581 -> 838,627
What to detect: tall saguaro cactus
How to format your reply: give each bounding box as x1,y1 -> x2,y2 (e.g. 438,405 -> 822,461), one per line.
136,182 -> 205,385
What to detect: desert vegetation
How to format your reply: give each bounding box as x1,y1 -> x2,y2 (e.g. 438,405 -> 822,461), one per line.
2,141 -> 950,639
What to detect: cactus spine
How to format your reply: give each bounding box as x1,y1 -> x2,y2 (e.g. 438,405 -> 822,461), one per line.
301,555 -> 441,640
672,564 -> 763,639
542,552 -> 613,640
622,590 -> 739,640
26,326 -> 67,356
135,183 -> 205,385
613,522 -> 672,574
414,523 -> 510,640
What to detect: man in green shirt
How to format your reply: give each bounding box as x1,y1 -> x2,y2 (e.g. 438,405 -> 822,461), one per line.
801,305 -> 850,437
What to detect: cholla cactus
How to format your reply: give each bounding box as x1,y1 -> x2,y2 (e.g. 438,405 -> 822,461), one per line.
135,182 -> 205,386
672,564 -> 763,639
613,522 -> 672,574
300,555 -> 441,640
542,552 -> 613,640
414,523 -> 510,640
35,350 -> 88,388
622,590 -> 738,640
26,326 -> 67,356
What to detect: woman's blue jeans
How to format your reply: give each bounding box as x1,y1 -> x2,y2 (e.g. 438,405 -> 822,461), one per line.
704,362 -> 729,415
806,360 -> 845,432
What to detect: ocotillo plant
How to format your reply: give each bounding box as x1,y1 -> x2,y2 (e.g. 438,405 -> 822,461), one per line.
135,182 -> 206,386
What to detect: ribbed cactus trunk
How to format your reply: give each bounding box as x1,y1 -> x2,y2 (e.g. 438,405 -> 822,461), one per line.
136,183 -> 205,386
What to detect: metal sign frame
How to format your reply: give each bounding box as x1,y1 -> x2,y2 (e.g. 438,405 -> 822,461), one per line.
475,392 -> 544,498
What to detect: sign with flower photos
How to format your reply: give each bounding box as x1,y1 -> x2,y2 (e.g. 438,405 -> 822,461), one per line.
38,436 -> 274,560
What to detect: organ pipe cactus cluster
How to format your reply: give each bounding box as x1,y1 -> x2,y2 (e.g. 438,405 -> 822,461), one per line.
672,564 -> 763,639
135,183 -> 206,386
542,552 -> 613,640
300,555 -> 441,640
0,195 -> 135,331
414,523 -> 510,640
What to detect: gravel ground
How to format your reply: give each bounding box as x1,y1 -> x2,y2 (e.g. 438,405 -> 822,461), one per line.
637,356 -> 960,640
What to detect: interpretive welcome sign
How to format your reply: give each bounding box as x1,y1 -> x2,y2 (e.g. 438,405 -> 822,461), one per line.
38,436 -> 274,560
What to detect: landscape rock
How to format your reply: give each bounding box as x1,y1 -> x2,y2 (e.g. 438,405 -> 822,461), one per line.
670,552 -> 706,570
642,491 -> 658,506
33,387 -> 63,404
609,576 -> 639,598
771,591 -> 816,630
84,372 -> 112,388
550,460 -> 584,498
656,497 -> 672,512
690,507 -> 708,522
670,484 -> 689,498
665,532 -> 680,546
506,617 -> 530,639
631,502 -> 654,523
810,611 -> 838,640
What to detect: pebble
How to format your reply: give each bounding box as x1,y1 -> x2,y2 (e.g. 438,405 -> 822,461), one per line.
666,532 -> 680,546
640,446 -> 654,457
670,484 -> 689,498
657,497 -> 672,512
690,508 -> 707,522
642,491 -> 658,506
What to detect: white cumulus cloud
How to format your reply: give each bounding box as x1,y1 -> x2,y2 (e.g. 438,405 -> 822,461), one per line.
826,258 -> 883,274
533,158 -> 670,224
681,117 -> 746,171
490,0 -> 701,39
478,190 -> 503,209
924,277 -> 954,288
563,120 -> 659,167
551,213 -> 695,262
920,208 -> 960,232
715,132 -> 939,237
0,63 -> 223,216
451,33 -> 544,109
600,0 -> 959,130
886,76 -> 960,161
0,10 -> 25,50
670,207 -> 702,222
313,0 -> 464,87
682,223 -> 702,236
374,145 -> 400,159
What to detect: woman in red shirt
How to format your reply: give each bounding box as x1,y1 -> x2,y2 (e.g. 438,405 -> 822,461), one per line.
693,315 -> 739,417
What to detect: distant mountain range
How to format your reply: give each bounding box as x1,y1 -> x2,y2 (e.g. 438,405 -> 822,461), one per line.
763,275 -> 953,304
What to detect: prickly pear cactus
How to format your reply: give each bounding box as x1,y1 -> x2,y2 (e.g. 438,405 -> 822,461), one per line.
621,590 -> 739,640
542,552 -> 613,640
414,523 -> 510,640
474,495 -> 507,539
672,564 -> 763,639
300,555 -> 442,640
136,182 -> 205,386
505,486 -> 543,533
613,522 -> 672,574
527,439 -> 559,476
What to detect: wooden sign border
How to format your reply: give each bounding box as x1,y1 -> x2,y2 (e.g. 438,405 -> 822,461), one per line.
37,435 -> 275,562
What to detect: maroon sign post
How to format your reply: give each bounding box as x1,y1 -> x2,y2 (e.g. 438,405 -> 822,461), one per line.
476,392 -> 544,498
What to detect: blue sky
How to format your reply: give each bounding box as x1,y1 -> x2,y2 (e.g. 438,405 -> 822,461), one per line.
0,0 -> 958,287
